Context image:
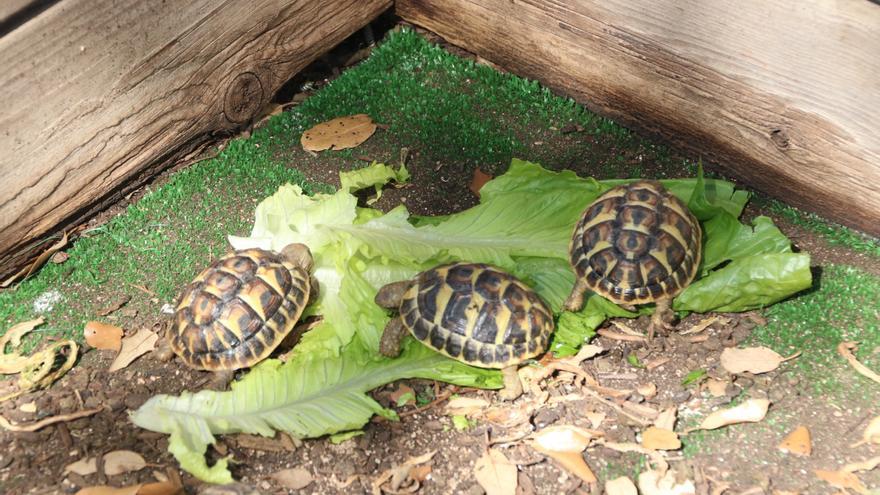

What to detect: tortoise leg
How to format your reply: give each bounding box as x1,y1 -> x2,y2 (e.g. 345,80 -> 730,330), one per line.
563,277 -> 591,312
308,276 -> 320,305
375,281 -> 411,309
379,318 -> 408,358
499,366 -> 523,401
206,369 -> 236,391
154,338 -> 175,362
647,298 -> 674,340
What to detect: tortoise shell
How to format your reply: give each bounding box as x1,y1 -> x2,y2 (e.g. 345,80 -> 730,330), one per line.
398,263 -> 553,368
168,248 -> 311,371
569,180 -> 702,304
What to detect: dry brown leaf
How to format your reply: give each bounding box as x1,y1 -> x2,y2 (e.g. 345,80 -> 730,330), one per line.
445,396 -> 490,417
605,477 -> 638,495
84,321 -> 124,352
272,467 -> 314,490
301,114 -> 377,152
815,469 -> 868,494
705,378 -> 729,398
104,450 -> 147,476
637,382 -> 658,399
51,251 -> 70,264
642,427 -> 681,450
18,401 -> 36,413
0,318 -> 45,374
371,451 -> 436,495
843,456 -> 880,473
109,329 -> 159,372
474,449 -> 517,495
645,357 -> 671,370
720,347 -> 791,374
389,384 -> 415,407
654,407 -> 677,431
65,456 -> 98,476
2,232 -> 68,287
409,464 -> 432,482
75,481 -> 182,495
638,469 -> 696,495
585,411 -> 606,429
484,405 -> 533,429
529,426 -> 598,483
838,342 -> 880,385
778,426 -> 811,456
469,168 -> 494,197
862,416 -> 880,445
693,399 -> 770,431
680,316 -> 726,335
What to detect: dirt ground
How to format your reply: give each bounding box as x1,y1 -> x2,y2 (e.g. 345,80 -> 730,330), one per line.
1,23 -> 879,495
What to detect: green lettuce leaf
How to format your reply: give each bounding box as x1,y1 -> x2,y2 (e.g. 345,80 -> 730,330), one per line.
135,158 -> 811,481
339,163 -> 409,205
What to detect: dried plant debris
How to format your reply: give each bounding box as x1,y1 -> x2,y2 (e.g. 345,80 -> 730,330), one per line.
301,114 -> 377,151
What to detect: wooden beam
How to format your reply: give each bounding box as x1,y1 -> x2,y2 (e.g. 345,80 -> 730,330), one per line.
397,0 -> 880,235
0,0 -> 391,281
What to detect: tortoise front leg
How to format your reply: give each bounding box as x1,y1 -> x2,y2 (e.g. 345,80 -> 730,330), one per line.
206,369 -> 236,391
498,366 -> 523,401
563,277 -> 591,312
379,318 -> 408,358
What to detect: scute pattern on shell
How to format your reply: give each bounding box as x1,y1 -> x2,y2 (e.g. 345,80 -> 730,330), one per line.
169,248 -> 310,371
569,180 -> 701,304
399,263 -> 553,368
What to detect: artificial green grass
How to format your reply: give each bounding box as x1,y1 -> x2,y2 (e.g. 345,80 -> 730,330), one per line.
762,199 -> 880,257
750,264 -> 880,393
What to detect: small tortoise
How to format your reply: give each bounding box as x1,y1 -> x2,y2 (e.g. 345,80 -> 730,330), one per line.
565,180 -> 702,338
158,243 -> 317,387
376,262 -> 554,400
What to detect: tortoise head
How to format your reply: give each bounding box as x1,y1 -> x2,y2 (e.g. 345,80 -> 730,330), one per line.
374,280 -> 411,310
280,243 -> 314,273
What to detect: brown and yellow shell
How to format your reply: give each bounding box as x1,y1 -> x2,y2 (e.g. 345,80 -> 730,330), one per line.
169,248 -> 311,371
398,263 -> 554,368
569,180 -> 702,304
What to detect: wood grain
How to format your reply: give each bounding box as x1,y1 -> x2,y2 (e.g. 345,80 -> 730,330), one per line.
397,0 -> 880,235
0,0 -> 391,280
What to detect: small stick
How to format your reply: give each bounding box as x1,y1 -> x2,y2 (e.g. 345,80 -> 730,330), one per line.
129,283 -> 156,297
0,407 -> 103,432
597,329 -> 647,342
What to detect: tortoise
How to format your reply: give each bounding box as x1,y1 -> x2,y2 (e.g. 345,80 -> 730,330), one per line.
157,243 -> 318,388
564,180 -> 702,338
375,262 -> 554,400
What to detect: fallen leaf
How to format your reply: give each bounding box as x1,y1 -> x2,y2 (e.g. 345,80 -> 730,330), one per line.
843,456 -> 880,473
694,399 -> 770,431
371,451 -> 435,495
680,315 -> 726,335
605,477 -> 638,495
474,449 -> 517,495
646,357 -> 671,370
469,168 -> 493,197
409,464 -> 432,482
76,487 -> 141,495
65,456 -> 98,476
75,481 -> 183,495
638,469 -> 696,495
838,342 -> 880,385
301,114 -> 377,151
654,407 -> 677,431
861,416 -> 880,445
705,378 -> 729,398
637,382 -> 657,399
445,396 -> 490,417
109,329 -> 159,372
778,426 -> 811,456
642,427 -> 681,450
529,425 -> 597,483
272,467 -> 313,490
815,469 -> 868,494
484,405 -> 533,429
18,401 -> 36,413
585,411 -> 606,429
84,321 -> 124,352
2,232 -> 68,287
720,347 -> 792,374
389,384 -> 415,407
0,318 -> 45,374
104,450 -> 147,476
51,251 -> 70,264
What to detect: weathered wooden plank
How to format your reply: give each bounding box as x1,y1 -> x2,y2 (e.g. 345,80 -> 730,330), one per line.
0,0 -> 391,281
398,0 -> 880,235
